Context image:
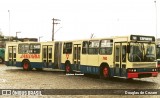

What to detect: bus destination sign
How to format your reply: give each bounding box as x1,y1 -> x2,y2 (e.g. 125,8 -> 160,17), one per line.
130,35 -> 155,41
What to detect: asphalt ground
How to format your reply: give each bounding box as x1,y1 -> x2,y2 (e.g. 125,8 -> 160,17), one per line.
0,64 -> 160,98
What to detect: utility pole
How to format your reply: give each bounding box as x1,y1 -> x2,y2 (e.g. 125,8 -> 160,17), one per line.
52,18 -> 60,41
16,32 -> 21,42
8,10 -> 10,41
154,0 -> 158,41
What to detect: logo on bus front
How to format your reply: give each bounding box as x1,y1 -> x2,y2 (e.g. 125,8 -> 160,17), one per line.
66,54 -> 69,59
103,57 -> 107,60
20,54 -> 40,59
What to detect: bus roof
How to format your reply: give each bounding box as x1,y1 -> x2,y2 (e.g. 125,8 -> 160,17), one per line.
5,35 -> 155,45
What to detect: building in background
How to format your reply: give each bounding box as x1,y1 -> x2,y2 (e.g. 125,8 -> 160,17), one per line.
0,35 -> 38,48
18,38 -> 38,42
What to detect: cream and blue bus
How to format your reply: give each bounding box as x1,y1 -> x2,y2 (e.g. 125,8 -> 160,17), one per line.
5,35 -> 158,79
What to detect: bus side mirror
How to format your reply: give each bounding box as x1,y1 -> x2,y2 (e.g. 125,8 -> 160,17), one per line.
127,45 -> 130,53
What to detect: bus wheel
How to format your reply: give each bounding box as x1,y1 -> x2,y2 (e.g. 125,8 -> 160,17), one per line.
0,58 -> 4,64
100,66 -> 109,79
23,60 -> 31,71
65,63 -> 71,73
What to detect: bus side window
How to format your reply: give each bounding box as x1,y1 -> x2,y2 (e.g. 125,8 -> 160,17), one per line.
33,49 -> 40,53
88,40 -> 99,54
18,44 -> 29,54
115,46 -> 119,62
99,39 -> 113,55
63,43 -> 66,54
29,44 -> 40,54
63,42 -> 72,54
122,45 -> 126,62
82,41 -> 88,54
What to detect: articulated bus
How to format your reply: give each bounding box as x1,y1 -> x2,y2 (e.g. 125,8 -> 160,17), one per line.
5,41 -> 62,70
5,35 -> 158,79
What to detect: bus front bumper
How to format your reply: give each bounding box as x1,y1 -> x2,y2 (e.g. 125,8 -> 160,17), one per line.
127,72 -> 158,78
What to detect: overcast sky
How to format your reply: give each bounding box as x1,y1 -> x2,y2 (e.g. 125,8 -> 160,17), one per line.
0,0 -> 159,41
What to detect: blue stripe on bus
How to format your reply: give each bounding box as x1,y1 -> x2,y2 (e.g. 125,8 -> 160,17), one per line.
5,61 -> 57,69
6,61 -> 155,78
61,63 -> 107,75
60,63 -> 158,78
80,65 -> 100,74
30,62 -> 57,68
60,63 -> 120,76
60,63 -> 100,74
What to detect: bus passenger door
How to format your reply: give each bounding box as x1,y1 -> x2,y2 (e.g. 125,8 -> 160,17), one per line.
73,44 -> 81,71
8,46 -> 16,66
114,43 -> 127,77
42,45 -> 53,68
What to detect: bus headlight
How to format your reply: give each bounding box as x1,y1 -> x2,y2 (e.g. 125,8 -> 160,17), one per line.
128,68 -> 137,73
152,68 -> 157,72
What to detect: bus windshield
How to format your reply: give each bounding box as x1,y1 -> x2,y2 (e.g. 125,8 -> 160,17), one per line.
129,42 -> 156,62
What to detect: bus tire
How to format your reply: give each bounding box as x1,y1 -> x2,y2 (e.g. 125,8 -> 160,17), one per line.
100,66 -> 110,79
22,60 -> 32,71
65,62 -> 72,73
0,57 -> 4,64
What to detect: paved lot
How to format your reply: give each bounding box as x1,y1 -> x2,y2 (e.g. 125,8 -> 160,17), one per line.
0,64 -> 160,98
